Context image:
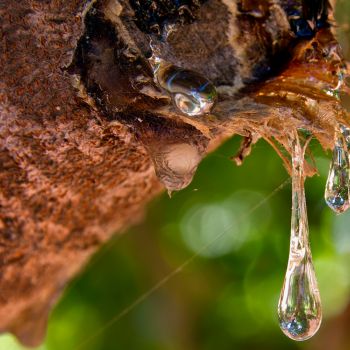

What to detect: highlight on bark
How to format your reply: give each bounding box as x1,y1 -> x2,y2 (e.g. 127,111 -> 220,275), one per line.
1,0 -> 350,347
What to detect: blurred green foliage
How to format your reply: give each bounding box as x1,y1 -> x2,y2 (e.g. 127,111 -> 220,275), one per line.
2,2 -> 350,350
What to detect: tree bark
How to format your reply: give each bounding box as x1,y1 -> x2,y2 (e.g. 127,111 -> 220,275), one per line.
0,0 -> 347,346
0,1 -> 165,346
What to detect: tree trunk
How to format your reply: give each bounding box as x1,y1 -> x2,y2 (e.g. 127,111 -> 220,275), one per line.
0,0 -> 347,346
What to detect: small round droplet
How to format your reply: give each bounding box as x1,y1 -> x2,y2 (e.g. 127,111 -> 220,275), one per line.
156,64 -> 217,116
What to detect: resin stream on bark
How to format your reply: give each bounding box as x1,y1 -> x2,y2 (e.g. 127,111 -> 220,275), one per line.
145,7 -> 350,342
144,9 -> 350,341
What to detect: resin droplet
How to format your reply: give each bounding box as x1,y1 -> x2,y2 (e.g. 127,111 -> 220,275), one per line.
135,108 -> 209,193
153,62 -> 217,116
278,137 -> 322,341
151,143 -> 203,194
324,131 -> 350,213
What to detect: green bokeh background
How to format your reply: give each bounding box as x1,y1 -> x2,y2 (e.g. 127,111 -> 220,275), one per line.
2,2 -> 350,349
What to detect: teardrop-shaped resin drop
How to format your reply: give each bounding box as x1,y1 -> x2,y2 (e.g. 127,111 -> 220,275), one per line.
154,63 -> 217,116
278,137 -> 322,341
324,132 -> 350,213
151,142 -> 204,194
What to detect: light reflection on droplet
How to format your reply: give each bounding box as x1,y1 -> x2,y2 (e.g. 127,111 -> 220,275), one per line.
150,56 -> 217,116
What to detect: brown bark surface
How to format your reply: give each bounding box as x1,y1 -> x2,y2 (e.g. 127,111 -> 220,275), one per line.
0,1 -> 164,345
0,0 -> 348,346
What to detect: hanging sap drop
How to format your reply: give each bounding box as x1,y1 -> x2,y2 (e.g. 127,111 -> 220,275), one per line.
154,63 -> 217,116
151,142 -> 204,194
323,60 -> 350,213
324,132 -> 350,213
278,136 -> 322,341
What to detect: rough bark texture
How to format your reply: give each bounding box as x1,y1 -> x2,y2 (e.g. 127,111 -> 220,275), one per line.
0,1 -> 165,346
0,0 -> 348,347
